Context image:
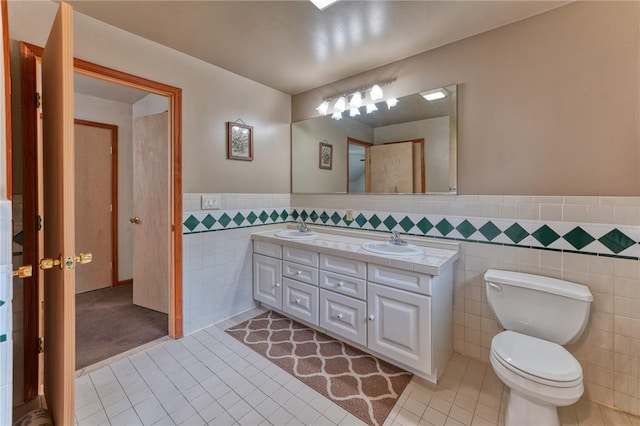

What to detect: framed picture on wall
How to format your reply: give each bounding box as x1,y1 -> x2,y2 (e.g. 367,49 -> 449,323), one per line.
227,121 -> 253,161
319,142 -> 333,170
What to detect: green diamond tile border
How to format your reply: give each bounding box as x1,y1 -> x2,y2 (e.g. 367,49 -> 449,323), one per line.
182,207 -> 639,260
532,225 -> 560,247
598,229 -> 636,254
564,227 -> 596,250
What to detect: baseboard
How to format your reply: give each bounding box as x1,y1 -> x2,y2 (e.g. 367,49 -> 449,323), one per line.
115,278 -> 133,286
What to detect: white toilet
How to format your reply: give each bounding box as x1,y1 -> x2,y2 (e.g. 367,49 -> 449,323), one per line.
484,269 -> 593,426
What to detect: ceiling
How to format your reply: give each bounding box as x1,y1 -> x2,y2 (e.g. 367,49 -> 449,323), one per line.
75,73 -> 149,104
67,1 -> 569,95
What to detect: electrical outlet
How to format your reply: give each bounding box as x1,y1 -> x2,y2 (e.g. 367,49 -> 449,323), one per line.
345,209 -> 353,221
201,194 -> 221,210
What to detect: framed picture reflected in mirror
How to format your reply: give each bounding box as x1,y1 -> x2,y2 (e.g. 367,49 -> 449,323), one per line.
319,142 -> 333,170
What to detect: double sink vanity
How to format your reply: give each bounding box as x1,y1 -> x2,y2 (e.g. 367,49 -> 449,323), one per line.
251,225 -> 459,383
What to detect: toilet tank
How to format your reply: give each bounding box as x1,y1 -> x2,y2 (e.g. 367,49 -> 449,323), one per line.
484,269 -> 593,345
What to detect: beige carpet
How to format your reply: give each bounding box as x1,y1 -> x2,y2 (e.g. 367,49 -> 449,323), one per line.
226,311 -> 412,426
76,284 -> 168,370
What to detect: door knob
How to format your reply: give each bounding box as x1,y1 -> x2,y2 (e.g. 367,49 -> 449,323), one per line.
129,217 -> 141,224
368,314 -> 375,321
12,265 -> 33,278
75,253 -> 92,265
40,253 -> 92,270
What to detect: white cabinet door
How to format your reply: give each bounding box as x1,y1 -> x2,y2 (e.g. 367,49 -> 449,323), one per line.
367,283 -> 431,372
320,290 -> 367,346
253,254 -> 282,310
283,278 -> 319,326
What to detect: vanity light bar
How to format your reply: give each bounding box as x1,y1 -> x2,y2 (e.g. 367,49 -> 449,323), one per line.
317,80 -> 395,119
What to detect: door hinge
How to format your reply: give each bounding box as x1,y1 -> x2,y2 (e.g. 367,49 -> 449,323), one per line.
37,337 -> 44,354
36,215 -> 42,231
35,92 -> 41,109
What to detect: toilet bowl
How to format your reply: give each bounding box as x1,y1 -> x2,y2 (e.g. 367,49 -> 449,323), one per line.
484,270 -> 592,426
490,331 -> 584,426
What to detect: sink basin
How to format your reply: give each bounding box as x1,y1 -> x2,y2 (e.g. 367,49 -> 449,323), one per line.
274,229 -> 318,240
361,241 -> 423,257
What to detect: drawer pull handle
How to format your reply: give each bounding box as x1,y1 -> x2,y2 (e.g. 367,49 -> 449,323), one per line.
337,282 -> 344,287
368,314 -> 375,321
337,313 -> 344,320
295,298 -> 301,304
296,271 -> 302,276
488,282 -> 502,292
275,283 -> 281,288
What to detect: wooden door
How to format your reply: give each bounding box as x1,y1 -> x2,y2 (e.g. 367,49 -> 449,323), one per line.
40,2 -> 75,423
74,121 -> 115,293
367,283 -> 431,372
365,142 -> 414,193
132,112 -> 169,313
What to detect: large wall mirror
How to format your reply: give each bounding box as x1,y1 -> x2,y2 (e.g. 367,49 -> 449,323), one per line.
292,84 -> 457,194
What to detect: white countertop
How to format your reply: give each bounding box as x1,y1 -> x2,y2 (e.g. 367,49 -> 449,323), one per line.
252,226 -> 459,276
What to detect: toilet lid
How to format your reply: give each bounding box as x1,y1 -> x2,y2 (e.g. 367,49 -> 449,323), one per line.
492,331 -> 582,382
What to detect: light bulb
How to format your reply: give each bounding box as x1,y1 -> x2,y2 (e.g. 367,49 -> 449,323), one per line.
331,111 -> 343,120
316,101 -> 329,115
334,96 -> 346,112
349,107 -> 360,117
350,92 -> 362,108
366,103 -> 378,114
370,84 -> 383,101
386,98 -> 399,108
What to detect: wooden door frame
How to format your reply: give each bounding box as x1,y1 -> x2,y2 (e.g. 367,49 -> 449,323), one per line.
74,119 -> 119,288
20,41 -> 183,401
2,0 -> 11,199
346,137 -> 372,193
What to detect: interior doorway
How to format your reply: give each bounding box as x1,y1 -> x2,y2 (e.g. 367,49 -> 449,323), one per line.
18,41 -> 182,402
72,77 -> 172,370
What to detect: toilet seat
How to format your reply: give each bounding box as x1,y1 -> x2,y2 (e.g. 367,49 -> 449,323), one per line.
491,331 -> 582,387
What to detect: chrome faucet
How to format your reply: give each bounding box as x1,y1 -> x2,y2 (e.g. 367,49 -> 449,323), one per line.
297,218 -> 310,233
389,231 -> 408,246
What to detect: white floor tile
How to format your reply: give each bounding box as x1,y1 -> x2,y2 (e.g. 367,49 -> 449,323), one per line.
75,319 -> 640,426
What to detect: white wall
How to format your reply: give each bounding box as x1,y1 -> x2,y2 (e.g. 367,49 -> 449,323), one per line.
8,1 -> 291,194
75,93 -> 134,281
374,116 -> 450,193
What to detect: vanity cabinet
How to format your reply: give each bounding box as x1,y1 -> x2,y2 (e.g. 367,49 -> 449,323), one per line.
253,254 -> 282,310
367,282 -> 431,372
252,233 -> 456,383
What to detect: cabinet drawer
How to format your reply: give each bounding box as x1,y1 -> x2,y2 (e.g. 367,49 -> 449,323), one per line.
368,264 -> 432,295
319,270 -> 366,300
320,254 -> 366,279
320,290 -> 367,346
282,278 -> 319,326
253,241 -> 282,258
283,261 -> 318,286
283,246 -> 319,267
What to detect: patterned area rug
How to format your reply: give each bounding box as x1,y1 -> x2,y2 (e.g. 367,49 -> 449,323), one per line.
226,311 -> 413,426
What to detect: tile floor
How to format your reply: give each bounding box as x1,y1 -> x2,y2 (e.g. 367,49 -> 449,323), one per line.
75,308 -> 640,426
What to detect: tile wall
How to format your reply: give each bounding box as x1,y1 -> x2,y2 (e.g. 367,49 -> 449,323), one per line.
1,199 -> 12,423
182,193 -> 290,334
182,193 -> 640,415
289,194 -> 640,416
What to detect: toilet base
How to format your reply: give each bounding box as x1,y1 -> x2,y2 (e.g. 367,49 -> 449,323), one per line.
506,389 -> 560,426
